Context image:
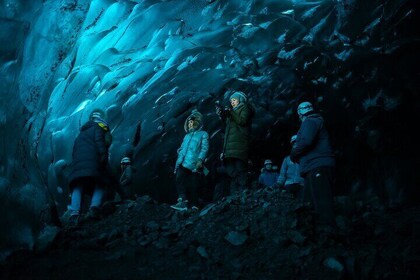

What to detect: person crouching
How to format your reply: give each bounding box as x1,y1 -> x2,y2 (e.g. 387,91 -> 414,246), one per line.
67,109 -> 112,226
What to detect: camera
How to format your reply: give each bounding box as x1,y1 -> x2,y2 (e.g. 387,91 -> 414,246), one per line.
215,101 -> 231,117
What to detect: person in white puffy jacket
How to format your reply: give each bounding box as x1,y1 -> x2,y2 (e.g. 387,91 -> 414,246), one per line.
277,135 -> 305,198
171,110 -> 209,211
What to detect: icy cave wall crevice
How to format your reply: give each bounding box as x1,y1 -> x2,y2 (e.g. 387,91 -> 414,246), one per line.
0,0 -> 419,246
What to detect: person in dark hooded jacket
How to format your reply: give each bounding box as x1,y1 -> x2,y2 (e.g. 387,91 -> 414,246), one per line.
290,102 -> 335,225
216,91 -> 254,194
67,109 -> 112,225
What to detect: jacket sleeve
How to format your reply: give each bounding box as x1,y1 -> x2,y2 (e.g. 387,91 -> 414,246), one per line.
95,124 -> 108,162
291,118 -> 319,160
120,167 -> 133,186
258,173 -> 264,184
105,131 -> 112,147
198,132 -> 209,161
277,158 -> 288,186
176,135 -> 188,168
229,105 -> 251,126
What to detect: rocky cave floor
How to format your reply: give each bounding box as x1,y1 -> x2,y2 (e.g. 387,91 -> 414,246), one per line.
1,188 -> 419,280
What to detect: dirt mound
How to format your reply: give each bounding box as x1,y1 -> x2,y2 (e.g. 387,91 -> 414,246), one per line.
1,189 -> 419,279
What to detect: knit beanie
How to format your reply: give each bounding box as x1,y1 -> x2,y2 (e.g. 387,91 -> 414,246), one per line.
229,91 -> 247,103
121,157 -> 131,164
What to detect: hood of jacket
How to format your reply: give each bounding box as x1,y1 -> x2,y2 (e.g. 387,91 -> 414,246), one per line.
234,102 -> 256,116
81,120 -> 97,131
81,119 -> 110,131
304,113 -> 322,121
184,109 -> 204,132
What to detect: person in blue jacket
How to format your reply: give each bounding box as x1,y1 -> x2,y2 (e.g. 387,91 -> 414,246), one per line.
258,159 -> 278,188
277,135 -> 305,198
171,110 -> 209,211
290,102 -> 335,225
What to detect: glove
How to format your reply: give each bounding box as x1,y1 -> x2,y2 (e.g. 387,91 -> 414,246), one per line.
216,106 -> 231,119
219,153 -> 224,161
273,182 -> 282,189
195,159 -> 203,169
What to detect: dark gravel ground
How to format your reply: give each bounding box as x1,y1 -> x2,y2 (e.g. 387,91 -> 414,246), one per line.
1,188 -> 419,280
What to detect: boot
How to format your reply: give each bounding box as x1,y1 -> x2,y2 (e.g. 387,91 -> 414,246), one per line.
170,198 -> 188,211
85,206 -> 102,221
67,214 -> 80,228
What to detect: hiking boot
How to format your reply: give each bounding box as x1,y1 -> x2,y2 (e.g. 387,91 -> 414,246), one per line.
170,198 -> 188,211
315,224 -> 339,244
85,206 -> 102,221
67,215 -> 80,227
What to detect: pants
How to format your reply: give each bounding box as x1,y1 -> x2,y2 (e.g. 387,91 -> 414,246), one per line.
213,178 -> 230,201
116,183 -> 132,200
224,158 -> 248,195
284,183 -> 304,200
68,177 -> 105,216
304,167 -> 335,225
176,166 -> 201,206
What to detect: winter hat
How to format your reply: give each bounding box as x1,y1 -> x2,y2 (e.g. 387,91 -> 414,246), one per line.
90,109 -> 106,121
121,157 -> 131,164
290,135 -> 297,144
230,91 -> 247,103
297,102 -> 313,117
264,159 -> 273,166
184,109 -> 203,132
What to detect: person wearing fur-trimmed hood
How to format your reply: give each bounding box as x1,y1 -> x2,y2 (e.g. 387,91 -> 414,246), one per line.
171,109 -> 209,211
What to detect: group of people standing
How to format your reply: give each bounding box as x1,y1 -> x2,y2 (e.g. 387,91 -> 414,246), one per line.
260,101 -> 336,226
171,91 -> 254,211
66,91 -> 336,227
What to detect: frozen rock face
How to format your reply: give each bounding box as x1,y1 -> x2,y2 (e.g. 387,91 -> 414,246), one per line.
0,0 -> 419,219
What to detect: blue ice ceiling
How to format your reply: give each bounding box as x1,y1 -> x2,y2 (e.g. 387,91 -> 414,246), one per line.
0,0 -> 418,221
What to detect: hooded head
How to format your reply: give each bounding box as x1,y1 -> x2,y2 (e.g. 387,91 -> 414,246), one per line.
184,109 -> 203,132
297,102 -> 314,121
230,91 -> 247,109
